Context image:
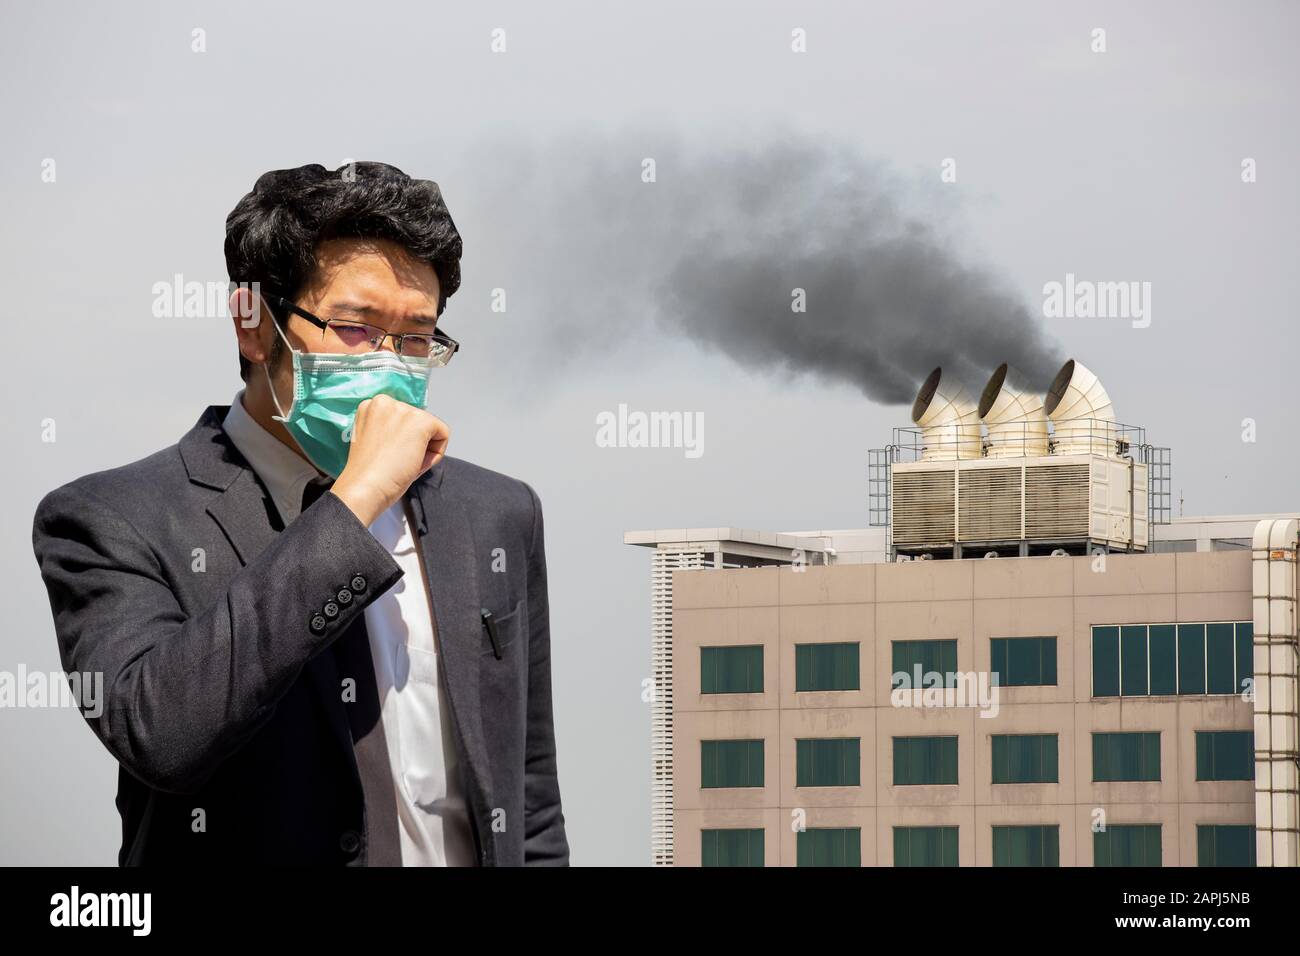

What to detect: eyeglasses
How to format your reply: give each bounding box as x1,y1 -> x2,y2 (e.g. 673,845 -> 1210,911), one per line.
269,295 -> 459,366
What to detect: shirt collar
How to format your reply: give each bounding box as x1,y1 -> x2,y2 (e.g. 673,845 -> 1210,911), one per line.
222,390 -> 324,525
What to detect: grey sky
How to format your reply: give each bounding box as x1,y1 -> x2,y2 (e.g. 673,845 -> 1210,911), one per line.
1,1 -> 1296,865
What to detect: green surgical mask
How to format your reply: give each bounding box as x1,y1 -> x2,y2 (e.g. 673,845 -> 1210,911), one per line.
264,318 -> 433,478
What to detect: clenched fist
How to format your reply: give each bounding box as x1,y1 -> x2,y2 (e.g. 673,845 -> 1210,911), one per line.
331,395 -> 450,526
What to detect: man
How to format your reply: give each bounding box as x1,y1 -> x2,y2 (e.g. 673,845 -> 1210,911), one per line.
31,162 -> 568,866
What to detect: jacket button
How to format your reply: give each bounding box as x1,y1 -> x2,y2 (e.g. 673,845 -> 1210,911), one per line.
336,587 -> 353,606
310,615 -> 327,634
350,574 -> 367,593
339,830 -> 361,855
323,601 -> 340,620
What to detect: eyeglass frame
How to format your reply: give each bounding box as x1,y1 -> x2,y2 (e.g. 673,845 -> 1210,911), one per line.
267,294 -> 460,365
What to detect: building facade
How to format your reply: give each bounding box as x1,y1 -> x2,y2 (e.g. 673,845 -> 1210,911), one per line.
626,518 -> 1299,867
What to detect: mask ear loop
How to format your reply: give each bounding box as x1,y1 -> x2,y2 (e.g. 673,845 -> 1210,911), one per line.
261,304 -> 297,423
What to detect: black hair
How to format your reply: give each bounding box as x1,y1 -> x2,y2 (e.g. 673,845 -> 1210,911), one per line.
225,162 -> 462,380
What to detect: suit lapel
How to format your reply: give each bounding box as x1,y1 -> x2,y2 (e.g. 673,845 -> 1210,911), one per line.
405,469 -> 494,859
204,467 -> 280,565
180,406 -> 361,795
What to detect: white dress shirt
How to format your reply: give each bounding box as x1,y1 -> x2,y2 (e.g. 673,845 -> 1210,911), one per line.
223,391 -> 476,866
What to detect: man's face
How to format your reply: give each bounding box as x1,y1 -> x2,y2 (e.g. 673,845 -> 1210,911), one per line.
239,236 -> 444,416
273,236 -> 443,362
232,236 -> 443,445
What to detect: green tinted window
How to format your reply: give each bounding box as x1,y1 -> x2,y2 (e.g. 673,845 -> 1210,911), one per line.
1095,825 -> 1161,866
701,645 -> 763,694
1120,625 -> 1149,696
795,642 -> 859,692
893,826 -> 959,867
990,638 -> 1007,685
1235,623 -> 1253,696
1178,624 -> 1206,694
797,828 -> 861,867
893,736 -> 958,785
701,828 -> 763,867
1148,624 -> 1177,695
1093,626 -> 1119,697
701,739 -> 764,788
1093,732 -> 1161,782
991,734 -> 1058,784
1195,731 -> 1253,781
990,637 -> 1057,687
1197,825 -> 1256,867
992,825 -> 1059,867
796,738 -> 860,787
892,640 -> 958,689
1095,622 -> 1250,698
1206,623 -> 1236,694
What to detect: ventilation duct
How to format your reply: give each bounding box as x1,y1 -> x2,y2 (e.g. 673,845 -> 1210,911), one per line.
978,362 -> 1049,459
1252,518 -> 1299,867
1044,359 -> 1116,455
911,367 -> 982,461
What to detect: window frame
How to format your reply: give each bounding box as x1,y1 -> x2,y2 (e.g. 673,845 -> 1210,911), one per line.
991,733 -> 1059,784
701,828 -> 764,867
990,636 -> 1058,688
700,644 -> 764,695
1094,824 -> 1162,867
794,641 -> 860,692
797,827 -> 862,867
1196,824 -> 1256,867
893,735 -> 960,786
992,824 -> 1060,867
891,639 -> 959,691
795,737 -> 862,788
700,738 -> 765,789
1092,731 -> 1162,783
1194,730 -> 1254,782
893,826 -> 959,867
1092,621 -> 1251,699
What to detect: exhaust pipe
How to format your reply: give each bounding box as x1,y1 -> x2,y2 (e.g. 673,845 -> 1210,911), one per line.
1044,359 -> 1116,455
911,367 -> 982,461
978,363 -> 1049,458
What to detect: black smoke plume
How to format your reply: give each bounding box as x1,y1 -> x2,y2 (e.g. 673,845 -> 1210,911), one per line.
490,136 -> 1062,403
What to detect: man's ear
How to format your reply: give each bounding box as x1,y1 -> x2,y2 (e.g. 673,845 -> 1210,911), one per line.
230,287 -> 270,366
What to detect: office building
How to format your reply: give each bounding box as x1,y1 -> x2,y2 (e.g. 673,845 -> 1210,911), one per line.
625,360 -> 1299,867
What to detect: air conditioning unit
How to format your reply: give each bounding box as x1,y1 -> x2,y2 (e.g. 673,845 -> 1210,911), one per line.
890,455 -> 1148,550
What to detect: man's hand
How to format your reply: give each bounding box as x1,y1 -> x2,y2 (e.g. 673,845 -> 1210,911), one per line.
332,395 -> 450,526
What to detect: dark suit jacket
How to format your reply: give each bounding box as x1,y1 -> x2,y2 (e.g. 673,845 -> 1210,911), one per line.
31,406 -> 568,866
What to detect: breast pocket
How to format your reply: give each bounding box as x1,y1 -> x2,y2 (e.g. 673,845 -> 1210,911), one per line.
480,600 -> 522,660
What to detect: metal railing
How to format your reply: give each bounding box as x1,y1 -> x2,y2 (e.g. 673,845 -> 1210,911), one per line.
1142,444 -> 1172,526
886,418 -> 1147,460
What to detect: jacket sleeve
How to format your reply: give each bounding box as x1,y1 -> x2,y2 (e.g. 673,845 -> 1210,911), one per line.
31,482 -> 403,795
520,482 -> 570,865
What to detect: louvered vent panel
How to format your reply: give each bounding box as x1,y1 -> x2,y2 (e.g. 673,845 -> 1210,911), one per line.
958,467 -> 1022,541
650,548 -> 706,866
1024,464 -> 1090,539
892,469 -> 955,544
